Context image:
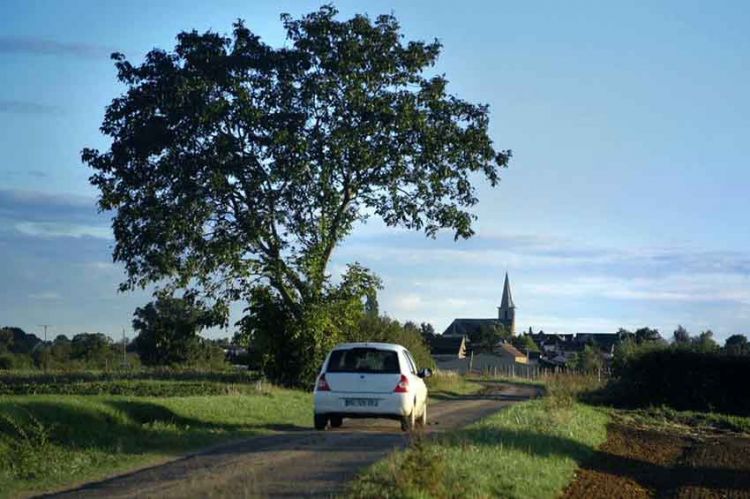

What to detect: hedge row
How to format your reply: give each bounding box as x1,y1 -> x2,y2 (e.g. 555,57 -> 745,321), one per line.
0,369 -> 261,388
607,349 -> 750,415
0,379 -> 269,397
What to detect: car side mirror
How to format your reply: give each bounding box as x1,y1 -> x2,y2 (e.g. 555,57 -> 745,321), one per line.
418,368 -> 433,379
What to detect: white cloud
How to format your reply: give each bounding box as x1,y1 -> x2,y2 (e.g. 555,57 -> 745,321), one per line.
523,273 -> 750,305
15,222 -> 111,239
390,293 -> 423,313
85,261 -> 119,272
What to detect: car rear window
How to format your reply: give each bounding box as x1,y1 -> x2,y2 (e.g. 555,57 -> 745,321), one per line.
326,348 -> 401,374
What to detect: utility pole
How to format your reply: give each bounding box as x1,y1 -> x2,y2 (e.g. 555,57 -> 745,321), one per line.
38,324 -> 51,343
122,327 -> 128,368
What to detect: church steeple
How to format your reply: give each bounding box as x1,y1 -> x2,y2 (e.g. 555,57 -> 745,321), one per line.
500,272 -> 514,310
498,272 -> 516,335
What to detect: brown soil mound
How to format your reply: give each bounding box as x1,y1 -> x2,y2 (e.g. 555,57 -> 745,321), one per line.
562,423 -> 750,498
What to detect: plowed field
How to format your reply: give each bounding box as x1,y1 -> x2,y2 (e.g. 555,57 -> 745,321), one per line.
563,422 -> 750,498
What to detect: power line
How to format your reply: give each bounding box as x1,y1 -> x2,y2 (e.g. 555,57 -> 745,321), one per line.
122,327 -> 128,368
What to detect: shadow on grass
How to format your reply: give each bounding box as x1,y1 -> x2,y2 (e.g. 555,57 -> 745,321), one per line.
430,381 -> 543,402
0,399 -> 308,457
430,392 -> 534,402
442,426 -> 595,462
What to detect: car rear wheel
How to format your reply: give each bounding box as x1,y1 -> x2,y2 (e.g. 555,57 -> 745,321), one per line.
314,414 -> 328,430
400,410 -> 416,432
330,416 -> 343,428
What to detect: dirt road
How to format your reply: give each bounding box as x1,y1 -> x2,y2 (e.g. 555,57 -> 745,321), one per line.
43,382 -> 538,499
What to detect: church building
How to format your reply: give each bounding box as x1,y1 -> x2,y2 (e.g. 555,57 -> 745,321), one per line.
442,272 -> 516,337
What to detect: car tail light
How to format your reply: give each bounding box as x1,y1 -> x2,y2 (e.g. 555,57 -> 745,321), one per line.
317,374 -> 331,391
393,374 -> 409,393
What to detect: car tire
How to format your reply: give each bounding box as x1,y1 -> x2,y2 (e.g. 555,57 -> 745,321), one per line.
400,410 -> 415,432
330,416 -> 343,428
314,414 -> 328,431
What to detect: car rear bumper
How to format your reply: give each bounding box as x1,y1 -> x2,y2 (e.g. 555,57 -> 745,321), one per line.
314,391 -> 414,417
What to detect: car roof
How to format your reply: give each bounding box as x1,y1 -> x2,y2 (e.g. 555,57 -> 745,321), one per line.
331,342 -> 405,352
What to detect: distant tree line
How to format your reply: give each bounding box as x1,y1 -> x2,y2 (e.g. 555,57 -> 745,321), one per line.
1,289 -> 436,377
0,328 -> 135,370
0,314 -> 230,371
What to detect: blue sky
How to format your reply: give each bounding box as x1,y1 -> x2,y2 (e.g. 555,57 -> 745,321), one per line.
1,0 -> 749,342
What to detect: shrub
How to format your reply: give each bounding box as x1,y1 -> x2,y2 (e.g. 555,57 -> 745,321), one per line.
0,410 -> 64,480
543,373 -> 603,413
240,284 -> 434,387
611,338 -> 667,376
345,314 -> 435,371
0,354 -> 34,371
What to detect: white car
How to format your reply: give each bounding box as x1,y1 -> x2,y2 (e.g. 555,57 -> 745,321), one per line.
313,342 -> 432,431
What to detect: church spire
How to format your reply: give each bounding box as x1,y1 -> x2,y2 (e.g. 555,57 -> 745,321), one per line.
500,272 -> 514,309
498,272 -> 516,335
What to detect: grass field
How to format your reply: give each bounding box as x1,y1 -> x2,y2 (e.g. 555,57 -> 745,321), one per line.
426,370 -> 483,402
18,370 -> 744,499
349,376 -> 610,499
0,382 -> 311,498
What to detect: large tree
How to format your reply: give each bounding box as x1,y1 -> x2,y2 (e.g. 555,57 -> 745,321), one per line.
83,7 -> 509,382
83,6 -> 508,315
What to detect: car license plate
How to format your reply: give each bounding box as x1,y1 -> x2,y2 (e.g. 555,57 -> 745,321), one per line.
344,398 -> 379,407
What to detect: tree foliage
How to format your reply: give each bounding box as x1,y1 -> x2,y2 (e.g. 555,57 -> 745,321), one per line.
0,327 -> 42,355
71,333 -> 112,364
132,296 -> 223,366
347,315 -> 435,372
419,322 -> 436,343
611,338 -> 668,377
691,329 -> 719,352
725,334 -> 749,355
238,263 -> 382,385
472,324 -> 510,351
512,334 -> 539,353
672,325 -> 691,344
572,344 -> 603,373
634,327 -> 664,344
